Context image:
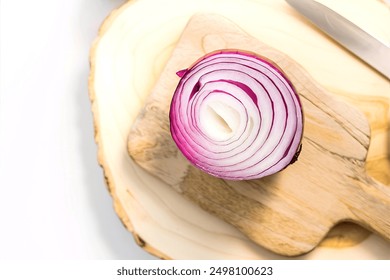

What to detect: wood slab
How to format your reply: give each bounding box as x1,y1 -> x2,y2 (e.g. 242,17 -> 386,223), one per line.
89,0 -> 390,259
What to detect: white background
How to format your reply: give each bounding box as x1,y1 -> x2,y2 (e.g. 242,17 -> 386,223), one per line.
0,0 -> 157,259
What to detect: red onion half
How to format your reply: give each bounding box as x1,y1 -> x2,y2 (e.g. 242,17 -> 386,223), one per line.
169,50 -> 303,180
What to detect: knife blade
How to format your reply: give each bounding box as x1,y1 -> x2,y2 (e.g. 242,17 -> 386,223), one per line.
286,0 -> 390,80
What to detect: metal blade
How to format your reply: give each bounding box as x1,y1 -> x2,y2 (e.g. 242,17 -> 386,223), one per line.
286,0 -> 390,80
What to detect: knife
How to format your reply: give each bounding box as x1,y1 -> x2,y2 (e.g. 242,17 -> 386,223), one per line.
285,0 -> 390,80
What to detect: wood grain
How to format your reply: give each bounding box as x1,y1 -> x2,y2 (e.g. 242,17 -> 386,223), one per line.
127,14 -> 390,256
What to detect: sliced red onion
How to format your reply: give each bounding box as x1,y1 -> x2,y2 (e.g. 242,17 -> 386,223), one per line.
169,50 -> 303,180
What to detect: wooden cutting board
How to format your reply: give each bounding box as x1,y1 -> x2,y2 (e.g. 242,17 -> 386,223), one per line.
127,13 -> 390,256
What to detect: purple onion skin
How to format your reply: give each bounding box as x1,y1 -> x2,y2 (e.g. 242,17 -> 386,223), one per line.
169,49 -> 303,181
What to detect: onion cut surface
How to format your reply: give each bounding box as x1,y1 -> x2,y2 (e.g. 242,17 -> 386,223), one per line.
169,50 -> 303,180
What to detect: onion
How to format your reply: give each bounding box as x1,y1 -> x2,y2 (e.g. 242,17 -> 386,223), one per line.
169,50 -> 303,180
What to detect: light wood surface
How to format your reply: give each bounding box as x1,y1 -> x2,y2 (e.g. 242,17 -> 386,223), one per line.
89,0 -> 390,259
127,14 -> 390,256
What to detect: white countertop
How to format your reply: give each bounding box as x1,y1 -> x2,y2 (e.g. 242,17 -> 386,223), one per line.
0,0 -> 157,259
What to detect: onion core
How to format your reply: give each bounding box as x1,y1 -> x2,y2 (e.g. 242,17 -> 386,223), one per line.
169,50 -> 303,180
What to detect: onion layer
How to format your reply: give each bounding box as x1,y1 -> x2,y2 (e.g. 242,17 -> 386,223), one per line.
169,50 -> 303,180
